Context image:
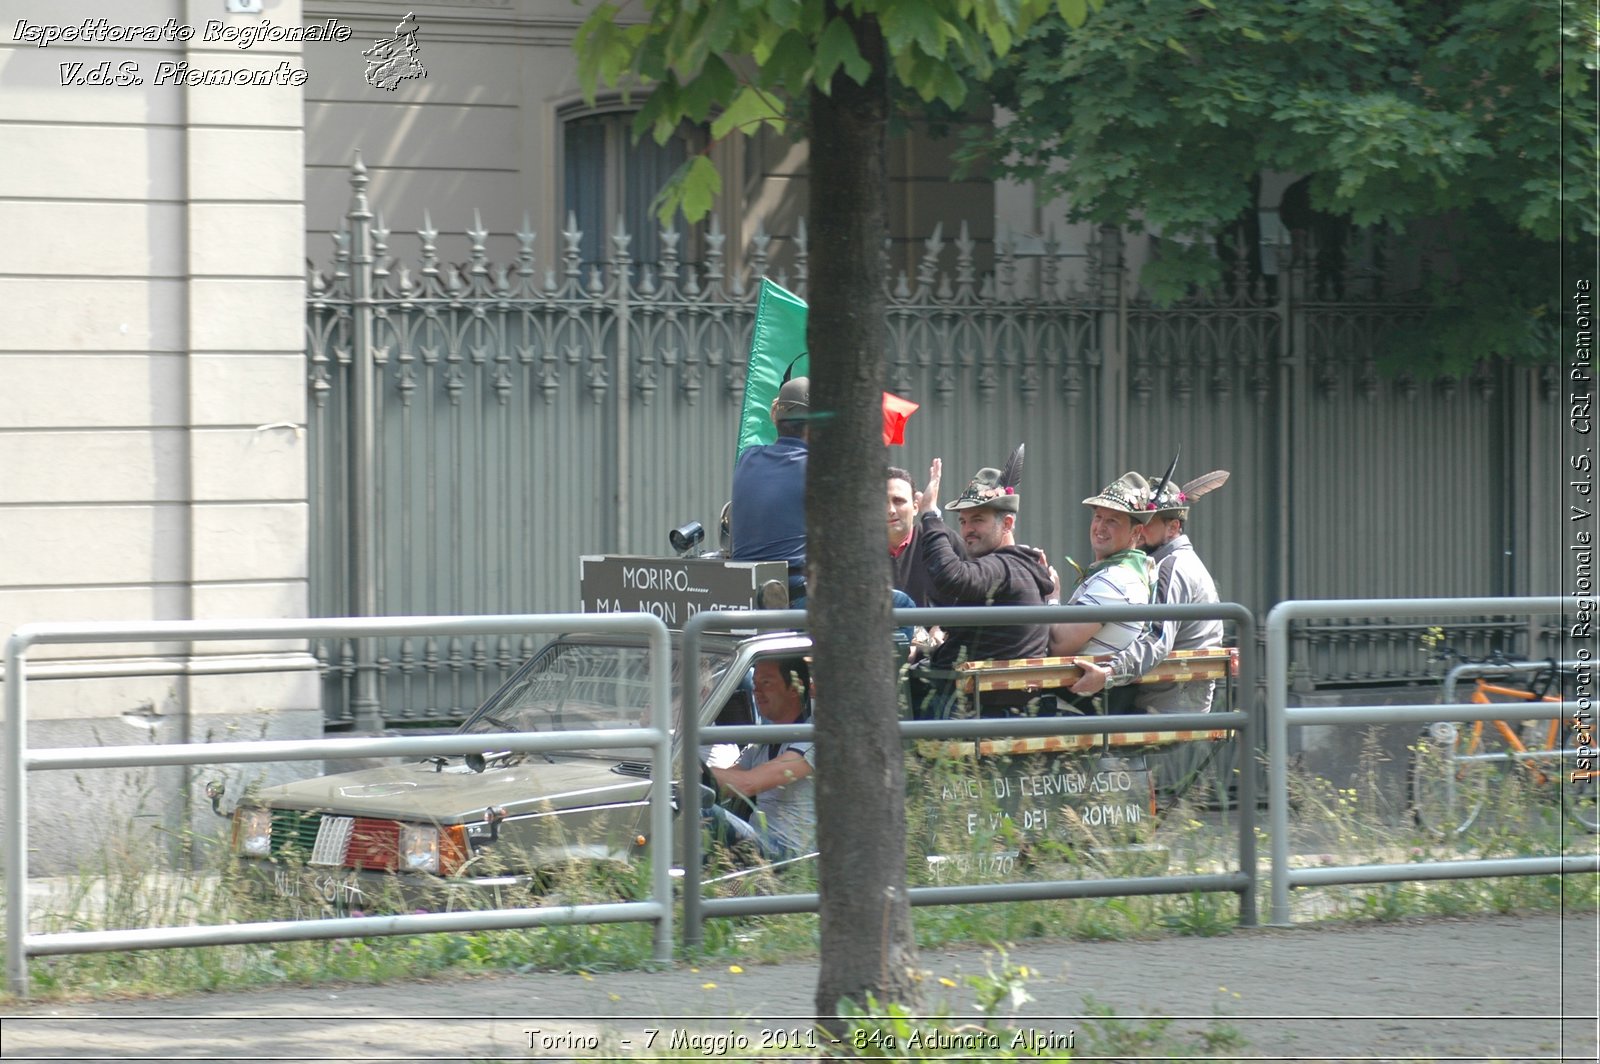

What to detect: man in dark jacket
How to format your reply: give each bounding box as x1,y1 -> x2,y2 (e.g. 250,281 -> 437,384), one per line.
910,448 -> 1054,717
730,376 -> 810,602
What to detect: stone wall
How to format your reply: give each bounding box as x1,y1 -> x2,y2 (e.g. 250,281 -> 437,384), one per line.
0,0 -> 318,872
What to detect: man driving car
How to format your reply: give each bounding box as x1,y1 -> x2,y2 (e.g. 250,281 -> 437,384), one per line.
704,658 -> 815,862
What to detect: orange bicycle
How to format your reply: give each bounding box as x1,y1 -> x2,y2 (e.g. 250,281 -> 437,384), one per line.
1409,656 -> 1596,837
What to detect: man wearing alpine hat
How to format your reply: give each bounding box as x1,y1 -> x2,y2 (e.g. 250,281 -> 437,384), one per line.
910,445 -> 1054,717
1048,471 -> 1156,659
1070,464 -> 1229,712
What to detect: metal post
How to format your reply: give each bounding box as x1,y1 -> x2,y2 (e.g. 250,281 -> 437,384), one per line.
1097,224 -> 1126,471
647,615 -> 672,963
1267,604 -> 1294,927
5,632 -> 33,994
347,155 -> 383,732
1233,609 -> 1258,927
680,616 -> 706,947
614,219 -> 631,554
1274,236 -> 1304,624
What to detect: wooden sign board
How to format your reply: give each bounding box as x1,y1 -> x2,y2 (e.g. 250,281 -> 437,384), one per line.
914,750 -> 1158,879
579,555 -> 787,629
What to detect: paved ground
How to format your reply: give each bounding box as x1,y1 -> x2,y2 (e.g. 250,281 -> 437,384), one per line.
1,910 -> 1595,1063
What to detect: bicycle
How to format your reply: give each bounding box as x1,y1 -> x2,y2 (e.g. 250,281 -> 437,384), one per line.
1408,651 -> 1597,838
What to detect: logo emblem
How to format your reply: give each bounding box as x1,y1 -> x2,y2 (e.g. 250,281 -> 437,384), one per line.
363,12 -> 426,91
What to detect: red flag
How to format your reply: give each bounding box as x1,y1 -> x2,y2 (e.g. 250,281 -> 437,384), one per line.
881,391 -> 919,446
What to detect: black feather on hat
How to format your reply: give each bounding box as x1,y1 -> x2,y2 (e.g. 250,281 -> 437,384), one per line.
1000,443 -> 1024,492
1146,468 -> 1230,518
947,443 -> 1025,512
1149,448 -> 1180,508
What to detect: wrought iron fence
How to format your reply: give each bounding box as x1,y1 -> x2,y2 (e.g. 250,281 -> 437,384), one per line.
307,162 -> 1562,727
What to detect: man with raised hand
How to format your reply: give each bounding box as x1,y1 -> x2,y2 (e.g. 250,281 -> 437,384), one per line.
911,446 -> 1054,717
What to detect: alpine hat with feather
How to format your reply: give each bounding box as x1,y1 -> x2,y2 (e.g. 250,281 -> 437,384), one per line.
947,443 -> 1025,513
1142,450 -> 1230,520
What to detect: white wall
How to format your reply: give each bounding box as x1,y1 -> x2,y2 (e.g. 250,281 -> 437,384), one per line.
0,0 -> 318,871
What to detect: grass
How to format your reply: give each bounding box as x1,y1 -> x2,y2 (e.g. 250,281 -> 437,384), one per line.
513,955 -> 1249,1063
3,737 -> 1594,1006
1280,724 -> 1600,922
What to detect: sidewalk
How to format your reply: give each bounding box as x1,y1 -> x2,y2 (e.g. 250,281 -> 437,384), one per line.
2,911 -> 1595,1062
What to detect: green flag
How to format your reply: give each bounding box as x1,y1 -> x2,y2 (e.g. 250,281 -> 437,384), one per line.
737,279 -> 809,457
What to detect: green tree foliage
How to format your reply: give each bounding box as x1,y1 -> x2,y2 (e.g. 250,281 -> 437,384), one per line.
577,0 -> 1080,218
575,0 -> 1075,1021
974,0 -> 1598,371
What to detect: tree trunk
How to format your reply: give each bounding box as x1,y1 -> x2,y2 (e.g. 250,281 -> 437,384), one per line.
806,5 -> 921,1024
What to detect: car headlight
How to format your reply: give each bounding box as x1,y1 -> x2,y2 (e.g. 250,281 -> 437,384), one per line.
400,823 -> 443,872
235,807 -> 272,856
398,823 -> 469,875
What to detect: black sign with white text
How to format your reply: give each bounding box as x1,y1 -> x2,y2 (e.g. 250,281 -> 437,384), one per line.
579,556 -> 786,629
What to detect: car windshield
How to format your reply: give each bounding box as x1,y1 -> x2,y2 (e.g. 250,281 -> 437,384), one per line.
458,640 -> 732,758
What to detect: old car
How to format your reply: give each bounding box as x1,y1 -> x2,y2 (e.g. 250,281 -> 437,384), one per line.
228,624 -> 810,916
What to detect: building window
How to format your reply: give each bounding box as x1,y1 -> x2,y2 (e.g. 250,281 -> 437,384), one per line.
562,108 -> 697,274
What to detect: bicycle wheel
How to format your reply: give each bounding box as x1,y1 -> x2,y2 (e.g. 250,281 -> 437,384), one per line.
1409,721 -> 1493,838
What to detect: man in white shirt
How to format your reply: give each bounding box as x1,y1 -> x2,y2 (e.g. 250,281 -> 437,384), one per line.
1049,472 -> 1155,658
1072,469 -> 1229,712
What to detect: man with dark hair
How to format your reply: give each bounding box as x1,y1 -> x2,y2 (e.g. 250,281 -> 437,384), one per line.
887,465 -> 935,608
705,657 -> 815,861
910,448 -> 1053,717
885,466 -> 934,652
730,376 -> 810,602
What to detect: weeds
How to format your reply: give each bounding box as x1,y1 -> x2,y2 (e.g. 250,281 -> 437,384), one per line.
1283,738 -> 1597,923
823,952 -> 1244,1062
1158,890 -> 1235,936
4,735 -> 1592,1006
825,957 -> 1246,1062
1076,992 -> 1246,1061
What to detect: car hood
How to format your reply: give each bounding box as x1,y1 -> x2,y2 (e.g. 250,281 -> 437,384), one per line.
253,757 -> 652,824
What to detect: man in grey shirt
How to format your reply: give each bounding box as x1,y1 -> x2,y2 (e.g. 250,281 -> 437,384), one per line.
706,657 -> 815,860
